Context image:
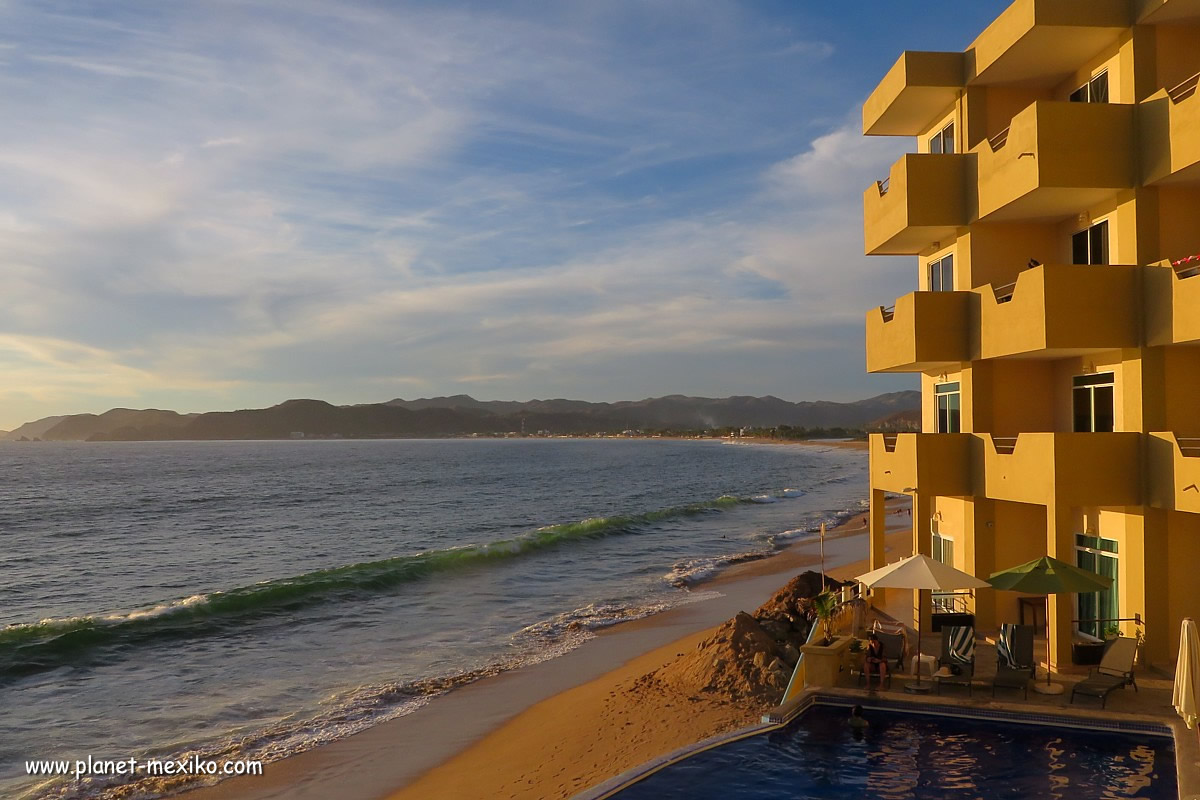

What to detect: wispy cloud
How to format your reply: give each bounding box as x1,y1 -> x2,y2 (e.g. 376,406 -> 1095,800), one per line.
0,0 -> 915,428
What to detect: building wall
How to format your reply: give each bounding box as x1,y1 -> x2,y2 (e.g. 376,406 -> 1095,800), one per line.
861,0 -> 1200,668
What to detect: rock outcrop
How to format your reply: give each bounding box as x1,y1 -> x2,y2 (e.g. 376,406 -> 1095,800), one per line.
636,570 -> 846,708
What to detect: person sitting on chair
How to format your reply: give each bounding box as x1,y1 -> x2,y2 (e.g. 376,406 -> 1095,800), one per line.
864,632 -> 889,690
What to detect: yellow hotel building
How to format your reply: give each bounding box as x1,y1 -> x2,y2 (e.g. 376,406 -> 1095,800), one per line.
862,0 -> 1200,671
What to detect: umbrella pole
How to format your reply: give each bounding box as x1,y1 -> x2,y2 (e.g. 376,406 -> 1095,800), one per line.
1032,593 -> 1064,695
916,590 -> 923,687
904,589 -> 931,694
1046,600 -> 1052,686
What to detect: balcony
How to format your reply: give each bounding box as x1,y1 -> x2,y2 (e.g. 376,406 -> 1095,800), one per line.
870,433 -> 973,497
863,51 -> 965,136
976,101 -> 1135,221
1148,433 -> 1200,514
967,0 -> 1131,87
978,264 -> 1141,360
1146,261 -> 1200,346
981,433 -> 1142,506
1137,0 -> 1200,24
1142,72 -> 1200,185
866,291 -> 971,373
863,154 -> 970,255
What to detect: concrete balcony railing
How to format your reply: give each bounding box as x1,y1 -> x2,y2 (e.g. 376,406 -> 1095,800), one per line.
1148,433 -> 1200,514
976,101 -> 1135,221
866,291 -> 971,373
1142,71 -> 1200,185
981,432 -> 1142,507
862,51 -> 965,136
869,433 -> 973,497
1146,261 -> 1200,346
967,0 -> 1131,86
863,154 -> 970,255
977,264 -> 1141,360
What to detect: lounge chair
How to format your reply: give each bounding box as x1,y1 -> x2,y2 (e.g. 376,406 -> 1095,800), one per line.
935,625 -> 975,696
876,629 -> 906,670
990,624 -> 1036,699
857,629 -> 905,689
1071,636 -> 1139,709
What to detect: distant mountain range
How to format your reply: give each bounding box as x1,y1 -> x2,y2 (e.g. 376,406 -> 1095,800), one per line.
1,391 -> 920,442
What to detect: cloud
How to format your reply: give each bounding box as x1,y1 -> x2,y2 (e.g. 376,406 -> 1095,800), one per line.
0,0 -> 914,428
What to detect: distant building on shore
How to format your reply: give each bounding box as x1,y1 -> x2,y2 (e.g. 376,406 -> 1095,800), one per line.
861,0 -> 1200,670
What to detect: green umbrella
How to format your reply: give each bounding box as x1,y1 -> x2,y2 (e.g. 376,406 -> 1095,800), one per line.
988,556 -> 1113,689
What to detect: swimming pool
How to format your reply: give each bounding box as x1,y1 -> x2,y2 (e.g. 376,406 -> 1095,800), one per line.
608,705 -> 1177,799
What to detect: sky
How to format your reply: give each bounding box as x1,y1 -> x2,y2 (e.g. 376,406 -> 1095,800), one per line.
0,0 -> 1009,430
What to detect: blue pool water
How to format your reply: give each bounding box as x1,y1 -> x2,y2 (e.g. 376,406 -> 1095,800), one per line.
614,705 -> 1177,800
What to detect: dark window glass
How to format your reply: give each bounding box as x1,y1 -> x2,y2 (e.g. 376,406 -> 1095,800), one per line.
935,382 -> 961,434
1092,385 -> 1115,432
1073,387 -> 1093,432
928,123 -> 954,155
1089,220 -> 1109,265
1072,230 -> 1090,264
1072,372 -> 1116,432
1072,221 -> 1109,265
928,255 -> 954,292
1073,372 -> 1116,388
1069,71 -> 1109,104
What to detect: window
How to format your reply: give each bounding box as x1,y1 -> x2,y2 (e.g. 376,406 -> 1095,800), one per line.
1069,70 -> 1109,104
927,254 -> 954,292
929,122 -> 955,154
932,532 -> 955,566
1073,372 -> 1115,433
935,381 -> 961,433
1071,220 -> 1109,265
1076,534 -> 1118,639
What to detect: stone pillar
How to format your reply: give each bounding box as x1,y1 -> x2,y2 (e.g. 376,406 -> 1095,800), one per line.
913,492 -> 934,635
869,488 -> 888,572
965,497 -> 997,629
1046,502 -> 1076,673
1124,506 -> 1170,665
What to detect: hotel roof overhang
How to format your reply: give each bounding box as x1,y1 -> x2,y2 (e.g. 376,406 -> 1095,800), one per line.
862,51 -> 965,137
966,0 -> 1132,87
1137,0 -> 1200,25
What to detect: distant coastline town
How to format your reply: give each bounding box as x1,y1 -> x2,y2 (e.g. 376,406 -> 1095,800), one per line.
0,391 -> 919,443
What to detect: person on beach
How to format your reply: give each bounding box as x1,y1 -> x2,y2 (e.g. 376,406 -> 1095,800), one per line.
848,705 -> 868,729
864,632 -> 888,690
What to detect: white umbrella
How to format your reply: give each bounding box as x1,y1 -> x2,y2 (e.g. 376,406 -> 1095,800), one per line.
1173,617 -> 1199,730
856,553 -> 991,693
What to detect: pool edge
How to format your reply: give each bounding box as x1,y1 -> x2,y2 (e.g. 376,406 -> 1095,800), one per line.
573,689 -> 1195,800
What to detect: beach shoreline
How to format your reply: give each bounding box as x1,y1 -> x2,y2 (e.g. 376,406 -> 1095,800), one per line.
180,494 -> 913,800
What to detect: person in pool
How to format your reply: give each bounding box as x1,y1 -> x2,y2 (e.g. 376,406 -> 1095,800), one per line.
848,705 -> 868,729
864,632 -> 889,690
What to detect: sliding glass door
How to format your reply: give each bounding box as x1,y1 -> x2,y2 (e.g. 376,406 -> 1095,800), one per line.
1076,534 -> 1118,639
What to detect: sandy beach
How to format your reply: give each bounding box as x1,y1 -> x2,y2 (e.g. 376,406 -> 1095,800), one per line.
182,492 -> 913,800
388,509 -> 911,800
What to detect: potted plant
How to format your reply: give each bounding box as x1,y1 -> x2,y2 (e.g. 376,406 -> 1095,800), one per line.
806,590 -> 839,646
798,591 -> 852,688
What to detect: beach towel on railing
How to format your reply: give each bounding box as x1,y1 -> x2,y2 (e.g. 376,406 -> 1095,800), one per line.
997,623 -> 1021,669
946,625 -> 976,666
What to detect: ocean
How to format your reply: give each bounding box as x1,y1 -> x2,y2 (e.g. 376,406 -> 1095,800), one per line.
0,438 -> 867,799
